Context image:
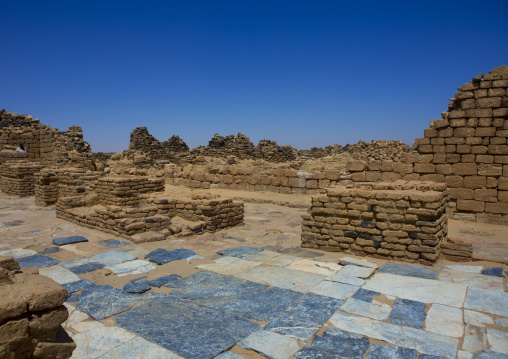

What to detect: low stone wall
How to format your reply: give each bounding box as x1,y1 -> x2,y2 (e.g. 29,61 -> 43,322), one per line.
56,194 -> 244,241
167,164 -> 352,195
95,176 -> 165,206
0,162 -> 44,196
301,181 -> 460,264
0,256 -> 75,358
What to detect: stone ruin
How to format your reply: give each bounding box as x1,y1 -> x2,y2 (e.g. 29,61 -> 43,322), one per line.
0,256 -> 75,358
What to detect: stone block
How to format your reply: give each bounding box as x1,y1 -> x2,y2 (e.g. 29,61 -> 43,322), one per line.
452,163 -> 477,175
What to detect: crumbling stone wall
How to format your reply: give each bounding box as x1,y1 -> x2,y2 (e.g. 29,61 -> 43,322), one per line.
95,176 -> 165,206
300,181 -> 467,264
303,140 -> 412,161
0,256 -> 75,358
167,164 -> 353,194
0,162 -> 44,196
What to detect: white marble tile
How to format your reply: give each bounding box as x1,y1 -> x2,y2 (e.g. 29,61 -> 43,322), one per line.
309,280 -> 359,300
39,265 -> 80,284
286,258 -> 342,277
425,304 -> 464,338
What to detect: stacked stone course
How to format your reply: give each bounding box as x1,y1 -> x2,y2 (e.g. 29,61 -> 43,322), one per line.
301,181 -> 452,264
0,162 -> 44,196
0,256 -> 75,358
95,176 -> 164,206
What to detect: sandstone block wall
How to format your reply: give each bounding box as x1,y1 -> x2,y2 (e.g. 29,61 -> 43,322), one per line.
95,176 -> 165,206
0,162 -> 44,196
0,256 -> 75,358
301,181 -> 458,264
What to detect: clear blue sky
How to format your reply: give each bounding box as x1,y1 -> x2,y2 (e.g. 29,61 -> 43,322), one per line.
2,1 -> 507,153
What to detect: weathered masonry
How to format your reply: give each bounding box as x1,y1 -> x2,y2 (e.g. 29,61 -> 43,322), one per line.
301,181 -> 472,264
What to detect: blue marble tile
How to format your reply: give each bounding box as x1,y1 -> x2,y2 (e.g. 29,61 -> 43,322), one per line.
131,276 -> 147,283
264,293 -> 343,341
62,279 -> 95,294
352,288 -> 379,303
165,271 -> 267,300
378,263 -> 437,279
98,239 -> 130,248
67,294 -> 81,302
124,281 -> 151,293
145,248 -> 202,265
75,284 -> 166,320
16,255 -> 59,268
473,350 -> 508,359
216,246 -> 264,258
38,247 -> 60,255
294,347 -> 340,359
116,296 -> 260,359
387,298 -> 427,329
311,328 -> 370,359
196,287 -> 303,321
418,355 -> 447,359
52,235 -> 89,246
214,352 -> 245,359
70,263 -> 105,274
148,274 -> 181,287
481,267 -> 505,277
365,344 -> 417,359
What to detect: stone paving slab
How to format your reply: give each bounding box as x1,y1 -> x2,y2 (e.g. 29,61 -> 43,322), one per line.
338,264 -> 376,279
0,248 -> 36,258
328,311 -> 459,359
388,298 -> 427,329
363,272 -> 467,307
52,235 -> 89,246
60,258 -> 95,268
196,287 -> 303,322
70,262 -> 105,274
105,259 -> 156,276
239,330 -> 300,359
235,265 -> 326,292
216,246 -> 264,258
444,265 -> 483,274
242,250 -> 281,263
264,293 -> 343,341
148,274 -> 182,288
98,239 -> 130,248
96,336 -> 184,359
310,327 -> 370,359
286,258 -> 342,276
145,248 -> 203,265
425,304 -> 464,338
69,325 -> 136,358
378,263 -> 438,279
294,347 -> 339,359
331,273 -> 366,286
116,296 -> 260,359
338,257 -> 378,269
16,254 -> 59,268
165,270 -> 267,299
365,344 -> 417,359
91,249 -> 137,265
341,297 -> 391,321
38,265 -> 80,284
62,279 -> 96,294
309,280 -> 359,300
464,287 -> 508,318
438,268 -> 504,291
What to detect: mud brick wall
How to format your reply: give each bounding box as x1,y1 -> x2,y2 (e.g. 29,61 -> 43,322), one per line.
301,181 -> 453,264
0,162 -> 44,196
95,176 -> 165,206
35,170 -> 59,206
56,195 -> 243,240
0,256 -> 75,358
167,164 -> 352,195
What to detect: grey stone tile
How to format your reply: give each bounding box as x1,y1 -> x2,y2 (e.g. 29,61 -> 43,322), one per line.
264,254 -> 300,267
196,287 -> 303,322
148,274 -> 181,288
60,258 -> 95,268
145,248 -> 203,265
365,344 -> 417,359
341,298 -> 391,320
124,281 -> 151,293
70,325 -> 135,358
481,267 -> 505,277
242,250 -> 281,263
330,273 -> 366,286
339,265 -> 376,278
352,288 -> 379,303
98,239 -> 130,248
62,279 -> 95,294
309,281 -> 359,300
52,235 -> 88,246
496,318 -> 508,328
214,352 -> 245,359
438,268 -> 504,291
96,336 -> 184,359
294,347 -> 340,358
75,284 -> 166,320
473,350 -> 508,358
464,310 -> 494,327
39,265 -> 80,284
338,257 -> 378,269
116,296 -> 260,359
363,273 -> 467,307
425,304 -> 463,338
464,287 -> 508,317
216,246 -> 264,258
328,311 -> 459,359
239,330 -> 299,359
487,328 -> 508,355
445,265 -> 482,274
388,298 -> 427,329
165,271 -> 267,299
91,250 -> 137,265
70,262 -> 105,274
311,328 -> 370,359
235,265 -> 326,292
264,293 -> 343,341
105,259 -> 156,277
378,263 -> 437,279
38,246 -> 60,255
16,255 -> 59,268
0,248 -> 36,258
